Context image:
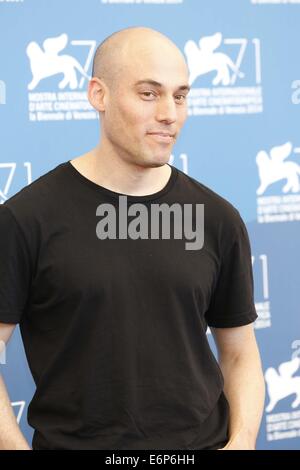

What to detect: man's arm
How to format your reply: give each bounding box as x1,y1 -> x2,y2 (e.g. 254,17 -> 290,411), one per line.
211,323 -> 265,450
0,323 -> 31,450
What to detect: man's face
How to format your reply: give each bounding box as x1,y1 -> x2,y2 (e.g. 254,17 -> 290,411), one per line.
102,41 -> 190,168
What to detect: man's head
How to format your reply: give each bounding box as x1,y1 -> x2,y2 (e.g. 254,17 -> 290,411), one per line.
88,27 -> 190,168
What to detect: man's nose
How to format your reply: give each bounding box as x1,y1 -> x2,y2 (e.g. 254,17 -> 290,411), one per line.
155,96 -> 177,123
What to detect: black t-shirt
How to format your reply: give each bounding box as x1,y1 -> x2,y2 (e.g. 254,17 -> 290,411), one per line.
0,161 -> 257,450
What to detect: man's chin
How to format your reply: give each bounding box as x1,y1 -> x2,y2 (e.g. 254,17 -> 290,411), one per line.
146,162 -> 168,168
146,155 -> 172,168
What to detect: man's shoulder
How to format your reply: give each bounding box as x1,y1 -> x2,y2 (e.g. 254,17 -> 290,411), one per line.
176,169 -> 249,257
176,167 -> 242,224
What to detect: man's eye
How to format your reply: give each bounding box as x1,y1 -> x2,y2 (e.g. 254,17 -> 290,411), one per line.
140,92 -> 187,102
141,92 -> 156,98
175,95 -> 186,102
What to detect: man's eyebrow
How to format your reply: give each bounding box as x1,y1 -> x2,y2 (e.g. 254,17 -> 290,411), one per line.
134,79 -> 190,92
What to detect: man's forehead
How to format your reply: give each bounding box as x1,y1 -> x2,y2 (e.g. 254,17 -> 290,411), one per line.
123,58 -> 189,89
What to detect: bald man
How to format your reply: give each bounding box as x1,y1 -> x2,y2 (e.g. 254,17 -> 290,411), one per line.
0,27 -> 265,450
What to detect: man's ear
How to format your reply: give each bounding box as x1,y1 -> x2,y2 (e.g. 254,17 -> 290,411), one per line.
88,77 -> 107,112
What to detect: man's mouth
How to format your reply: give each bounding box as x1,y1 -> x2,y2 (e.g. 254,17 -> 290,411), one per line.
147,132 -> 175,143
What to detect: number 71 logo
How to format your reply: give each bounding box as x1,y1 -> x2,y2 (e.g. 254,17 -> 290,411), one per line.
0,162 -> 32,203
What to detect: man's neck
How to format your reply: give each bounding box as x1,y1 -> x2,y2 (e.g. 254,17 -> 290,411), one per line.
70,147 -> 172,196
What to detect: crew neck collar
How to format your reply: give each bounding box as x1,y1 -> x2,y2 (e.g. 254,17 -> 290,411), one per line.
64,160 -> 178,202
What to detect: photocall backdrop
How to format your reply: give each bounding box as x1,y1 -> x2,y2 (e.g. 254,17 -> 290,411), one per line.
0,0 -> 300,450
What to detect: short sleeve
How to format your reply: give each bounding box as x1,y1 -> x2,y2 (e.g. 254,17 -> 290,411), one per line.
0,204 -> 32,324
205,215 -> 258,328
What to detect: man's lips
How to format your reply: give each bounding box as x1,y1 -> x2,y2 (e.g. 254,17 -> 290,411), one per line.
147,132 -> 175,137
147,132 -> 175,143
